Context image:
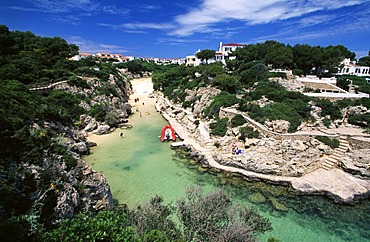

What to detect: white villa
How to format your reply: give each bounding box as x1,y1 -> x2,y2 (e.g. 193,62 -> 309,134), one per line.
338,58 -> 370,77
186,42 -> 244,66
215,42 -> 244,63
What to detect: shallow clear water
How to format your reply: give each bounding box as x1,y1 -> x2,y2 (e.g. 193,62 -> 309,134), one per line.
85,101 -> 369,242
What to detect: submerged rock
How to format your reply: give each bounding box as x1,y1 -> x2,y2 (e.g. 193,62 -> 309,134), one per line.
248,192 -> 266,204
269,197 -> 289,212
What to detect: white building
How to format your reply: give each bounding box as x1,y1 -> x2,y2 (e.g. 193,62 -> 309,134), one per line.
215,42 -> 244,64
69,52 -> 92,61
338,58 -> 370,76
186,42 -> 244,66
186,52 -> 202,67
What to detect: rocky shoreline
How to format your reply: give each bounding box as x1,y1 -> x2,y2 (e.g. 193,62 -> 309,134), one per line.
154,91 -> 370,204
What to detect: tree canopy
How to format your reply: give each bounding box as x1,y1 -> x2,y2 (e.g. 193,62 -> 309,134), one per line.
196,49 -> 216,62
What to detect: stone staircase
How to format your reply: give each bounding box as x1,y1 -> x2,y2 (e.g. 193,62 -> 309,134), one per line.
321,136 -> 350,170
311,110 -> 326,129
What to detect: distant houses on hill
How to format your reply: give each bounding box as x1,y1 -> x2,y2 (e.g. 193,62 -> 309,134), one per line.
70,52 -> 136,63
70,44 -> 369,79
70,52 -> 185,65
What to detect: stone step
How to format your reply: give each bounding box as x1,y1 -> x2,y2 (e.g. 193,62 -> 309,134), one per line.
332,153 -> 342,159
332,154 -> 342,159
337,147 -> 348,153
321,163 -> 333,170
322,161 -> 334,166
325,157 -> 338,163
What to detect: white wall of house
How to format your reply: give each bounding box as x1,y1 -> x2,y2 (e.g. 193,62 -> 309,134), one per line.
338,58 -> 370,77
338,65 -> 370,76
186,55 -> 201,66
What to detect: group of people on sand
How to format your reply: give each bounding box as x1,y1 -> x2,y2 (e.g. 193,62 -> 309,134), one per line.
231,143 -> 243,155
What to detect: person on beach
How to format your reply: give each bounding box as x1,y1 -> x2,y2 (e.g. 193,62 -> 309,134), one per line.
120,132 -> 124,138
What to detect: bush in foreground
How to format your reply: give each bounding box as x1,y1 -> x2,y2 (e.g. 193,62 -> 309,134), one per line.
40,187 -> 272,242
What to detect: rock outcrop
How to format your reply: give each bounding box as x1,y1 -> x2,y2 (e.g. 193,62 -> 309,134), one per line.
28,118 -> 114,224
216,138 -> 325,177
56,73 -> 132,135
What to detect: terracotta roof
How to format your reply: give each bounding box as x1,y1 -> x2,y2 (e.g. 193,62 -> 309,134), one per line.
223,43 -> 244,47
79,52 -> 92,56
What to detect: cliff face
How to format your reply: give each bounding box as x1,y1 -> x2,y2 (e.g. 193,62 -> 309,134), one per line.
21,70 -> 133,224
25,119 -> 113,224
56,71 -> 133,135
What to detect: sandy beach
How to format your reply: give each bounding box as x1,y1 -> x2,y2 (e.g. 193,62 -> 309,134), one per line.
129,77 -> 156,114
87,77 -> 156,144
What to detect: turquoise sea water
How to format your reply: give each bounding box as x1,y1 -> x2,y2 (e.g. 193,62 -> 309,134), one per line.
85,101 -> 369,242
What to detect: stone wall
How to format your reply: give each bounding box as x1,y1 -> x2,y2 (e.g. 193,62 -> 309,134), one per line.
349,137 -> 370,149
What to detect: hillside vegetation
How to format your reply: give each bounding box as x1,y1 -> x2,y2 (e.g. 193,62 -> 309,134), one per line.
153,41 -> 370,134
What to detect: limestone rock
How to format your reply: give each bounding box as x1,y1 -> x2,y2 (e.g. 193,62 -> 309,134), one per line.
94,124 -> 112,135
83,116 -> 98,132
265,120 -> 290,133
71,142 -> 89,155
347,106 -> 369,116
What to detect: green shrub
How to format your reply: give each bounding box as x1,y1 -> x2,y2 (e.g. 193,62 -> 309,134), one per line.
249,102 -> 302,132
314,98 -> 342,120
104,111 -> 119,127
67,76 -> 91,89
292,69 -> 304,76
348,113 -> 370,128
89,104 -> 107,122
209,118 -> 229,136
239,126 -> 260,139
42,210 -> 138,242
204,92 -> 239,118
323,118 -> 331,128
315,136 -> 339,149
231,114 -> 247,127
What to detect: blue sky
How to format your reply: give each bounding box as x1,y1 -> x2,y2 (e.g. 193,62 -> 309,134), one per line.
1,0 -> 369,58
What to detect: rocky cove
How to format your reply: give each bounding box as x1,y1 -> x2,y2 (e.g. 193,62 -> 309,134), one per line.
41,73 -> 370,222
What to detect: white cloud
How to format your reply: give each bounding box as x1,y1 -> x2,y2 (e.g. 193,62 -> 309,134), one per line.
250,3 -> 370,44
99,22 -> 176,34
66,36 -> 129,54
102,5 -> 130,16
10,0 -> 128,16
121,22 -> 175,30
171,0 -> 369,36
31,0 -> 98,13
297,15 -> 336,28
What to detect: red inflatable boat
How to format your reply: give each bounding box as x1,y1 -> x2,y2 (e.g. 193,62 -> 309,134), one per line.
160,125 -> 176,142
